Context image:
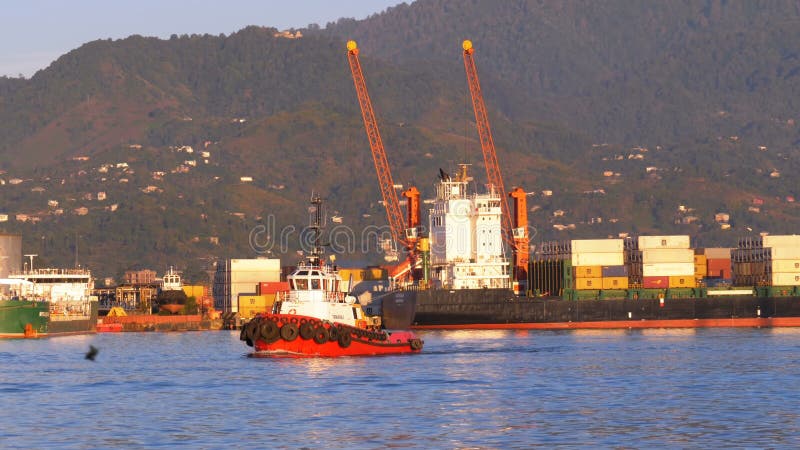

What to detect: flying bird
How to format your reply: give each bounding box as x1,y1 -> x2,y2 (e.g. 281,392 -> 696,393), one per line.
85,345 -> 99,361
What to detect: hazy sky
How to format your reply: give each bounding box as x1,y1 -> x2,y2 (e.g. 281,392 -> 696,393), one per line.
0,0 -> 406,78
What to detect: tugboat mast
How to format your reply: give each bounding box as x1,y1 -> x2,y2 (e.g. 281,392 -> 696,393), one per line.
308,194 -> 325,266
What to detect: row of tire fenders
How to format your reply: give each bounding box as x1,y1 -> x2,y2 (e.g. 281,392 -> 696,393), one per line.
240,314 -> 420,349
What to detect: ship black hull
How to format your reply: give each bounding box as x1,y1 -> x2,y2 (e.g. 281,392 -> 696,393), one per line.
410,288 -> 800,329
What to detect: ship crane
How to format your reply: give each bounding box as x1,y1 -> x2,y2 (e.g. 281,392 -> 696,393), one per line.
462,39 -> 529,282
346,40 -> 421,281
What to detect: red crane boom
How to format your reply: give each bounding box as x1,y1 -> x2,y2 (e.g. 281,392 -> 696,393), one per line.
462,40 -> 529,279
346,40 -> 410,250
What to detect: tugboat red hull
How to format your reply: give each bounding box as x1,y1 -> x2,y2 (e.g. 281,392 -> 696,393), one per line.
240,314 -> 423,357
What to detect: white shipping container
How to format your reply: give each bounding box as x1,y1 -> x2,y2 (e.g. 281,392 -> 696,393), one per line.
642,248 -> 694,264
638,235 -> 691,249
642,262 -> 695,277
571,239 -> 624,253
770,247 -> 800,260
571,252 -> 624,266
230,258 -> 281,272
771,273 -> 800,286
771,260 -> 800,273
703,247 -> 732,259
763,235 -> 800,248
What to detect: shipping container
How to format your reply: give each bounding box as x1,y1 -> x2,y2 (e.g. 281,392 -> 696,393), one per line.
703,248 -> 732,259
642,262 -> 695,277
771,260 -> 800,273
571,239 -> 624,253
638,235 -> 690,249
706,258 -> 731,278
574,265 -> 602,278
257,281 -> 290,295
693,254 -> 707,265
571,252 -> 624,266
770,247 -> 800,259
669,276 -> 695,288
771,273 -> 800,286
762,235 -> 800,248
182,285 -> 206,299
575,277 -> 602,290
642,276 -> 669,288
602,277 -> 629,290
338,268 -> 365,282
601,265 -> 628,277
237,294 -> 275,319
694,263 -> 708,277
364,267 -> 388,280
642,248 -> 694,264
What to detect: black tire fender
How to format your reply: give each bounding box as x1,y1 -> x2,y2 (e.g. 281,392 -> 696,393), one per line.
327,325 -> 339,341
313,326 -> 329,345
299,321 -> 315,340
338,332 -> 352,348
280,322 -> 299,341
410,339 -> 422,351
260,320 -> 280,343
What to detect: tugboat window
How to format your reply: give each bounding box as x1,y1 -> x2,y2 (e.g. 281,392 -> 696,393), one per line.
311,279 -> 320,290
296,279 -> 308,290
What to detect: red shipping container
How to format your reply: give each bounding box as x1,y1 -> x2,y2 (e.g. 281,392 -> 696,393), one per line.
706,258 -> 731,279
258,281 -> 289,295
642,276 -> 669,288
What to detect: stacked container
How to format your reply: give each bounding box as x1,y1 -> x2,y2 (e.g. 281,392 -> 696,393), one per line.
571,239 -> 625,290
638,235 -> 695,288
696,247 -> 732,285
733,235 -> 800,287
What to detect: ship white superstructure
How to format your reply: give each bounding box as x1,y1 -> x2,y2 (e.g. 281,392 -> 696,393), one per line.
428,165 -> 510,289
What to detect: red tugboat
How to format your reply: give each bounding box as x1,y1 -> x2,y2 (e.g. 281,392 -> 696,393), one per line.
239,195 -> 423,357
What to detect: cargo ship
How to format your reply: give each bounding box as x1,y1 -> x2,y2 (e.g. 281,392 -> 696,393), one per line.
397,166 -> 800,330
156,267 -> 188,314
1,261 -> 98,337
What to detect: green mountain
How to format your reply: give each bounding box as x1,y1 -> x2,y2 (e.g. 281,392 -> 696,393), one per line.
1,0 -> 800,281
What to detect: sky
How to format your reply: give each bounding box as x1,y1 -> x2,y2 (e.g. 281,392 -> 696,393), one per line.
0,0 -> 406,78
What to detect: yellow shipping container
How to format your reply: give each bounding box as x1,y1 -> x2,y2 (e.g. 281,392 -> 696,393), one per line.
575,266 -> 602,278
364,267 -> 387,280
694,263 -> 708,276
602,277 -> 629,290
693,255 -> 707,266
338,269 -> 365,282
238,294 -> 275,319
182,285 -> 206,298
668,276 -> 696,288
575,277 -> 602,290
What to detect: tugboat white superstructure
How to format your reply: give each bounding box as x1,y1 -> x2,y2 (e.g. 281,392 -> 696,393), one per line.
240,195 -> 423,357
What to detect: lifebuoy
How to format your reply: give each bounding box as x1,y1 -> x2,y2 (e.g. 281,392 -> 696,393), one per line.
338,332 -> 352,348
260,320 -> 279,342
280,322 -> 299,341
288,308 -> 297,315
410,339 -> 422,351
313,326 -> 329,345
299,321 -> 315,340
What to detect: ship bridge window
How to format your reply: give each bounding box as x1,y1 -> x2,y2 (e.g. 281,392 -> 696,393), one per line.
294,279 -> 308,290
311,279 -> 320,290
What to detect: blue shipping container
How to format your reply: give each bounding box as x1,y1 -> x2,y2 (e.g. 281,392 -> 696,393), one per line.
601,265 -> 628,277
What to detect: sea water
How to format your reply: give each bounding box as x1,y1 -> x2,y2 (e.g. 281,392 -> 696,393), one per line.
1,328 -> 799,448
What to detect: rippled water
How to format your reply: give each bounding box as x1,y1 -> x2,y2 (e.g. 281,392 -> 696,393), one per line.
1,328 -> 799,448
